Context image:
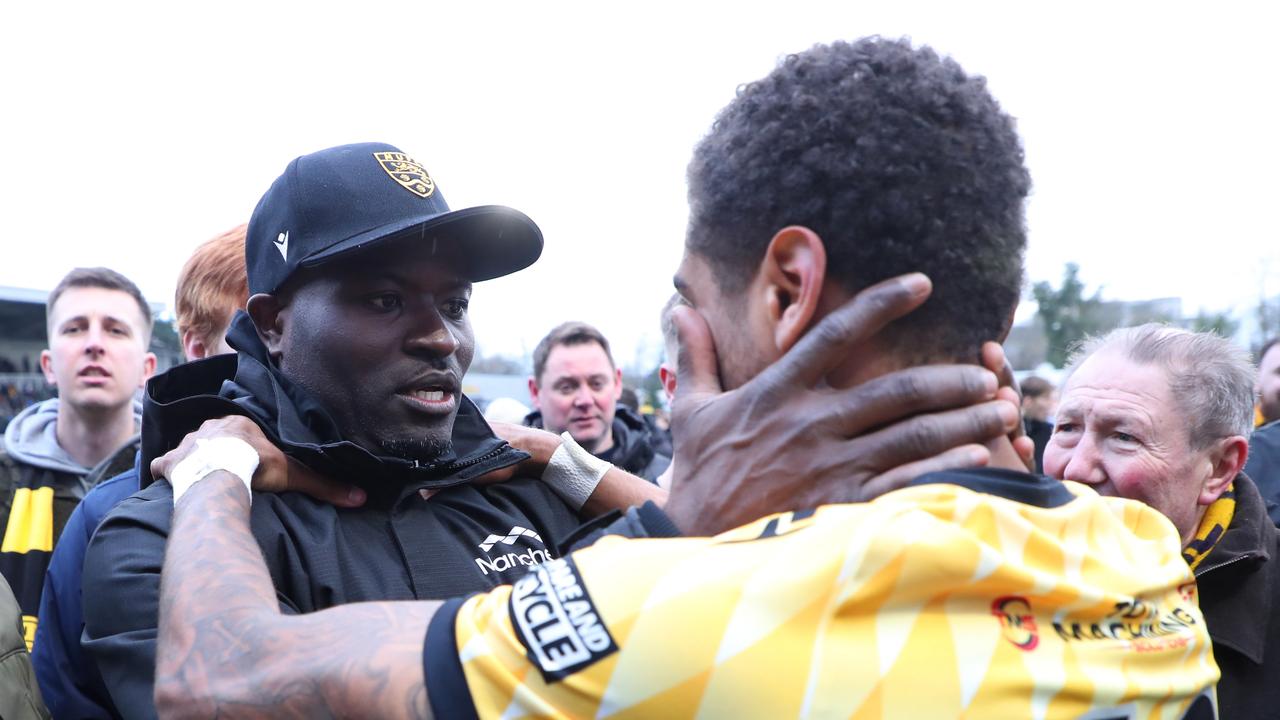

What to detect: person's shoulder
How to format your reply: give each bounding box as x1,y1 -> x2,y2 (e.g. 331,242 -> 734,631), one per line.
1248,423 -> 1280,469
1249,420 -> 1280,457
867,470 -> 1185,560
83,484 -> 173,594
436,476 -> 580,541
0,446 -> 44,495
118,480 -> 175,505
0,441 -> 24,479
78,469 -> 143,523
243,489 -> 337,532
0,455 -> 16,489
468,474 -> 566,505
1256,418 -> 1280,436
93,481 -> 175,537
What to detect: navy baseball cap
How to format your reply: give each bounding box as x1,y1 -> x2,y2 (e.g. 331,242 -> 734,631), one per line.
246,142 -> 543,294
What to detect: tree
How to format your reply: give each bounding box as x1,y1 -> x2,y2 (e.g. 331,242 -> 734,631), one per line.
1032,263 -> 1106,368
1255,296 -> 1280,349
1191,310 -> 1239,339
148,318 -> 183,371
470,353 -> 527,375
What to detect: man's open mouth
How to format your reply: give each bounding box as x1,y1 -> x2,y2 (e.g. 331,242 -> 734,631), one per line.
397,374 -> 460,413
78,365 -> 112,383
409,389 -> 449,403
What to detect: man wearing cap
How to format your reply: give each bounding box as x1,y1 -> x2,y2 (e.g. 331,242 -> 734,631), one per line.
83,143 -> 1028,718
81,143 -> 642,717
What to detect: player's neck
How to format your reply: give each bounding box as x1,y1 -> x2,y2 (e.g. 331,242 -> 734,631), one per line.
826,350 -> 1027,475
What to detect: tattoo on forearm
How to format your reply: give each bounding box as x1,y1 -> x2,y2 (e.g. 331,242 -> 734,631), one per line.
156,474 -> 436,719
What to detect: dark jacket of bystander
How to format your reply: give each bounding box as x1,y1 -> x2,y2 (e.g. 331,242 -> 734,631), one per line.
1,572 -> 50,719
524,405 -> 670,483
1193,472 -> 1280,718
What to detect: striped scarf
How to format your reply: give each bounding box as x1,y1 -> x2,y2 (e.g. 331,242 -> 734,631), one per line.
1182,483 -> 1235,571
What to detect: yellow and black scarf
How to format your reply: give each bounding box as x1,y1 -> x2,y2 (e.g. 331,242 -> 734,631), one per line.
1182,483 -> 1235,571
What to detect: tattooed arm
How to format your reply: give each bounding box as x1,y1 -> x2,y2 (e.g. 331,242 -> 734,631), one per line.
155,470 -> 438,719
151,417 -> 440,720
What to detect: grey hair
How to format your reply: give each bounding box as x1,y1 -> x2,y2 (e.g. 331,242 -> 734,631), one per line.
1063,323 -> 1255,448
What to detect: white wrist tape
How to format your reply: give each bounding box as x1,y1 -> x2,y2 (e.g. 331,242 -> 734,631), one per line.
169,437 -> 260,505
542,432 -> 611,510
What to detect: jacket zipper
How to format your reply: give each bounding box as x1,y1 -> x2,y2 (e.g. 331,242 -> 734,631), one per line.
409,442 -> 510,475
1195,552 -> 1259,578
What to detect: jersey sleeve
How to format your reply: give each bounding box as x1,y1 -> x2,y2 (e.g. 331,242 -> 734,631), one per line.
424,554 -> 629,720
422,596 -> 480,720
422,512 -> 812,720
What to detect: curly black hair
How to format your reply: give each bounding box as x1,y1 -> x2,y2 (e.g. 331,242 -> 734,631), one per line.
686,37 -> 1031,361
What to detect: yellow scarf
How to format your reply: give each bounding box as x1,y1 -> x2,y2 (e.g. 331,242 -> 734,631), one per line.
1182,483 -> 1235,571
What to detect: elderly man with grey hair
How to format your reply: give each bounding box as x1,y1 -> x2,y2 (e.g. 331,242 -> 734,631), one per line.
1043,323 -> 1280,717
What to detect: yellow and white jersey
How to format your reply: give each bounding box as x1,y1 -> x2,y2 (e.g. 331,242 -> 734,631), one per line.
423,468 -> 1218,719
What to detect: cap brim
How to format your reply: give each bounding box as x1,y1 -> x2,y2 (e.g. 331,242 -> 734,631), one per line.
300,205 -> 543,282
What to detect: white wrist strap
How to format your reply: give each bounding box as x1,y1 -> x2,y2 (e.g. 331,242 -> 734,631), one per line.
169,437 -> 259,505
542,432 -> 611,510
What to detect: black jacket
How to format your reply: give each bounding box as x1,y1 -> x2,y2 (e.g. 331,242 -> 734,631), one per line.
1023,418 -> 1054,475
81,313 -> 581,719
1193,473 -> 1280,719
524,405 -> 670,482
1243,420 -> 1280,525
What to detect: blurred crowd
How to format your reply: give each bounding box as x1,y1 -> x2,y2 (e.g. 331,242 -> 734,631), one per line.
0,378 -> 54,433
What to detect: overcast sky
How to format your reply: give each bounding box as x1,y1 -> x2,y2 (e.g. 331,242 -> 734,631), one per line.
3,1 -> 1277,366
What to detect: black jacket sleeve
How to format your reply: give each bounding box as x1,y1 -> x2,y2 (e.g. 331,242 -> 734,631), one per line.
80,483 -> 174,720
560,501 -> 682,553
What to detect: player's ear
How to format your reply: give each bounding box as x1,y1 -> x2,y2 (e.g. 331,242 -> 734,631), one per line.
997,305 -> 1017,343
659,364 -> 677,400
761,226 -> 827,353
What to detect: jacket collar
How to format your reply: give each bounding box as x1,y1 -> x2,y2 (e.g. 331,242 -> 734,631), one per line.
909,467 -> 1076,508
607,406 -> 657,469
1195,472 -> 1275,664
522,405 -> 656,467
139,311 -> 526,500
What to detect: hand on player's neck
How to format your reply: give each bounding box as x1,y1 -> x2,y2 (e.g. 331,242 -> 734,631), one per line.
816,318 -> 1027,475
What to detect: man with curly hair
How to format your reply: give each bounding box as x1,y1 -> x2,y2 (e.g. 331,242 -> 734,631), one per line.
151,39 -> 1218,719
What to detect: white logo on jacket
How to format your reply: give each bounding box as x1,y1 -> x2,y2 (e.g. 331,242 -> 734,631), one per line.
474,525 -> 552,575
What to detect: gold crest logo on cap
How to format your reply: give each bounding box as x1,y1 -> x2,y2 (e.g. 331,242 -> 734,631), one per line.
373,151 -> 436,198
